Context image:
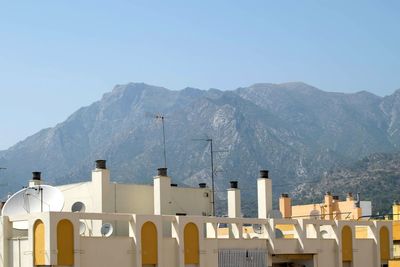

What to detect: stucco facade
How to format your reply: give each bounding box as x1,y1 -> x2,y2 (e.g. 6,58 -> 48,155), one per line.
0,161 -> 396,267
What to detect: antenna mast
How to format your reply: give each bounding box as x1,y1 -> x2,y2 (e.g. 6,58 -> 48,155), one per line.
192,138 -> 216,216
155,114 -> 167,168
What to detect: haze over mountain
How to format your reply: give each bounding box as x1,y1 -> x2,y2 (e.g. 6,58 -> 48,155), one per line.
1,82 -> 400,215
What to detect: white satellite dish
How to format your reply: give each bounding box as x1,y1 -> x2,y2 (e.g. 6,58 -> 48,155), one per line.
252,224 -> 264,234
267,210 -> 283,219
71,201 -> 85,212
2,185 -> 64,229
275,229 -> 284,239
309,209 -> 320,219
320,230 -> 329,238
79,222 -> 86,235
101,223 -> 113,237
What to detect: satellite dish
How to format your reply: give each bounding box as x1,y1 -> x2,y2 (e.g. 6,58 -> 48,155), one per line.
320,230 -> 329,238
101,223 -> 113,237
79,222 -> 86,235
252,224 -> 264,234
2,185 -> 64,229
71,201 -> 86,212
275,229 -> 284,239
267,210 -> 283,219
309,209 -> 320,219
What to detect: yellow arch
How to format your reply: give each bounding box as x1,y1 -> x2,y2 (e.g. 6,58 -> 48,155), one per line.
141,221 -> 158,264
380,226 -> 390,261
34,220 -> 45,265
342,226 -> 353,262
184,223 -> 200,264
57,219 -> 74,265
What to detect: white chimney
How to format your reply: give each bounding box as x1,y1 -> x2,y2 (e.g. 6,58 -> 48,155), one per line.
92,160 -> 110,213
154,168 -> 171,215
227,181 -> 241,218
257,170 -> 272,219
29,172 -> 43,187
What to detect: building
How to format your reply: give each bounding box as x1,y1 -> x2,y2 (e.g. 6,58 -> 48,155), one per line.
0,160 -> 395,267
279,192 -> 372,220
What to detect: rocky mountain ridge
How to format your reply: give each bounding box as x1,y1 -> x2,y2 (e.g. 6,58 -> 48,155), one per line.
1,82 -> 400,215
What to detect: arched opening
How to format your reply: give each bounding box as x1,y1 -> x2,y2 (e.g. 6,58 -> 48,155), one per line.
380,226 -> 390,262
141,221 -> 158,265
342,226 -> 353,266
57,219 -> 74,265
184,223 -> 200,265
34,220 -> 45,265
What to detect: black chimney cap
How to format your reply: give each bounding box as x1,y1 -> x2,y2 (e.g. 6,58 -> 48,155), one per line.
333,195 -> 339,200
171,183 -> 178,187
96,160 -> 106,169
230,181 -> 238,189
281,193 -> 289,198
199,183 -> 207,188
326,191 -> 332,196
260,170 -> 269,179
32,172 -> 41,180
157,168 -> 168,177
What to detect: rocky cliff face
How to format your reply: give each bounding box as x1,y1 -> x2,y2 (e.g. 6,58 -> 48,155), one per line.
1,82 -> 399,215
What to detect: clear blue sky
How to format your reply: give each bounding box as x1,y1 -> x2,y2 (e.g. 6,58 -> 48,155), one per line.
0,0 -> 399,150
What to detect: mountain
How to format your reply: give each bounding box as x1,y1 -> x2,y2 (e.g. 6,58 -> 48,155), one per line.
293,151 -> 400,214
1,82 -> 400,216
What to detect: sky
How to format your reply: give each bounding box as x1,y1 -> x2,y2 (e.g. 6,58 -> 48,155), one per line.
0,0 -> 399,150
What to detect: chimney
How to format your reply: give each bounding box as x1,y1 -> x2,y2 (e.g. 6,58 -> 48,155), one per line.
32,172 -> 41,180
91,160 -> 110,213
257,170 -> 272,219
95,160 -> 107,170
393,201 -> 400,221
346,192 -> 353,201
227,181 -> 241,218
324,192 -> 333,220
199,183 -> 207,188
279,193 -> 292,219
158,167 -> 167,177
154,168 -> 171,215
29,171 -> 43,186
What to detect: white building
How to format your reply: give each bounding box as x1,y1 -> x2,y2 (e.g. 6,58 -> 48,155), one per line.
0,160 -> 394,267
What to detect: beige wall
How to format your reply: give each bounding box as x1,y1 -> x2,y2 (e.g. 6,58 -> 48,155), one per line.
57,177 -> 211,217
80,237 -> 135,267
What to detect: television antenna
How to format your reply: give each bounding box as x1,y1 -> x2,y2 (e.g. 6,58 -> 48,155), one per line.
192,137 -> 228,216
146,112 -> 168,168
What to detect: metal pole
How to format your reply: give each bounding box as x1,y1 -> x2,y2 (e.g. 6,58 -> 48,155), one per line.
161,116 -> 167,168
40,187 -> 43,212
210,139 -> 215,216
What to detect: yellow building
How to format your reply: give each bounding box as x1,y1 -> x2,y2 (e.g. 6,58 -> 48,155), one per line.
279,192 -> 366,220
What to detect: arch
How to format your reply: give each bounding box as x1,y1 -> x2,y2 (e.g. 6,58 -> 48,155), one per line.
57,219 -> 74,265
141,221 -> 158,265
34,219 -> 45,265
380,226 -> 390,261
342,226 -> 353,262
184,222 -> 200,264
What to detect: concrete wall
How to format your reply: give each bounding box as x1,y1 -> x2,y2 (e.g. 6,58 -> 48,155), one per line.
80,237 -> 135,267
57,177 -> 211,217
8,238 -> 30,267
